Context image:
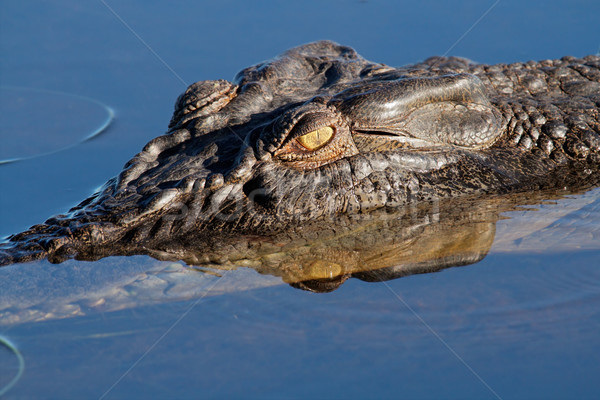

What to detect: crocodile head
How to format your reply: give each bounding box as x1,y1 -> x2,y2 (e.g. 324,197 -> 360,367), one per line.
95,42 -> 506,238
3,40 -> 599,264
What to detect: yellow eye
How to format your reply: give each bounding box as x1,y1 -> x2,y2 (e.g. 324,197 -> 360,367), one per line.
295,126 -> 334,150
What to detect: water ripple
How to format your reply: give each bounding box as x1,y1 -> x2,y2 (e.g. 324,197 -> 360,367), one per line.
0,86 -> 114,164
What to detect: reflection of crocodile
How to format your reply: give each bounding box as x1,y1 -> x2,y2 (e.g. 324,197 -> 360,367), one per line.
1,41 -> 599,265
2,189 -> 599,324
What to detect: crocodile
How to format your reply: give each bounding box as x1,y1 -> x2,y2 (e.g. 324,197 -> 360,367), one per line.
1,40 -> 599,266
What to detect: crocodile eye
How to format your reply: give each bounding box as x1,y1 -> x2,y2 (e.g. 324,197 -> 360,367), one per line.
296,126 -> 334,150
272,112 -> 358,170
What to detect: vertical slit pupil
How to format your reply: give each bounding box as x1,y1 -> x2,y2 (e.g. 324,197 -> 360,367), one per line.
297,126 -> 334,150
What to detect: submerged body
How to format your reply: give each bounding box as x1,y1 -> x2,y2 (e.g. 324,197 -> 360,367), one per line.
1,41 -> 599,265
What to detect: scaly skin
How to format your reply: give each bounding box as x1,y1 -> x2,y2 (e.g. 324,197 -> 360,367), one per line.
1,41 -> 599,265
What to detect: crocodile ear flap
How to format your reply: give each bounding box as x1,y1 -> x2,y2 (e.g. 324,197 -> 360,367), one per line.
168,80 -> 238,130
396,98 -> 503,148
335,73 -> 504,149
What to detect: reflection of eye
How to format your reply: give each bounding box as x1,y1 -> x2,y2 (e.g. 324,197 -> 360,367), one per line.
295,126 -> 334,151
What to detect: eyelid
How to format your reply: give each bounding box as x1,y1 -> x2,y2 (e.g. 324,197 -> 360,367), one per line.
285,112 -> 336,139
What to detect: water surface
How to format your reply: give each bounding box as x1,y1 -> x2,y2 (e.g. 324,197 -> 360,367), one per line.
1,1 -> 599,399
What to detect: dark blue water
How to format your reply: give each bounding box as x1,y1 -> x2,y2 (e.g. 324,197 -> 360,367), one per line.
1,1 -> 600,398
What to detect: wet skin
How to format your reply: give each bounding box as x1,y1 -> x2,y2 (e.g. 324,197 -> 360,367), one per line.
1,41 -> 599,265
